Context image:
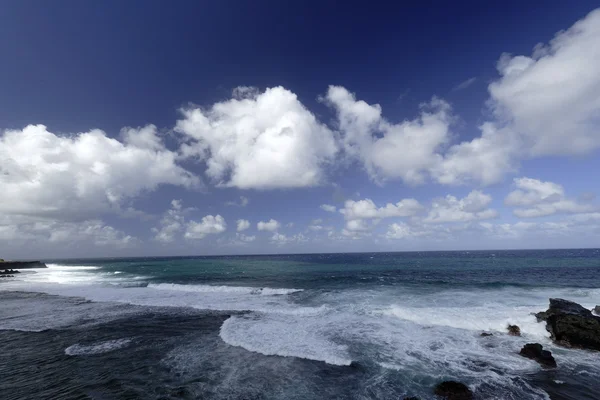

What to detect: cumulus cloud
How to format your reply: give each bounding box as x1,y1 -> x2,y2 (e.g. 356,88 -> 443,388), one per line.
340,198 -> 423,220
0,124 -> 198,220
320,204 -> 337,213
257,219 -> 281,231
176,86 -> 338,189
184,215 -> 227,239
0,216 -> 135,248
505,177 -> 596,217
436,9 -> 600,184
424,190 -> 497,223
236,219 -> 251,232
325,86 -> 453,184
384,222 -> 433,239
488,9 -> 600,157
270,232 -> 307,245
152,200 -> 187,243
235,233 -> 256,242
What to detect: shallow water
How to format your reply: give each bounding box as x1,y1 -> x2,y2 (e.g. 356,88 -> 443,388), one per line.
1,250 -> 599,399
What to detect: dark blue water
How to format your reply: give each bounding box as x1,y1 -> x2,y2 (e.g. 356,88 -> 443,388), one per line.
1,249 -> 599,399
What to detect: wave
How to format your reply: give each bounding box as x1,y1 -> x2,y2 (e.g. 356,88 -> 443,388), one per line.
46,264 -> 101,270
220,315 -> 352,366
65,338 -> 132,355
147,283 -> 303,296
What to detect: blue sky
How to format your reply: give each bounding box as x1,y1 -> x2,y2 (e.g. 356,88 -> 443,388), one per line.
1,1 -> 599,258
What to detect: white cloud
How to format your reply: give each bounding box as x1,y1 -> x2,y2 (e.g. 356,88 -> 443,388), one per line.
424,190 -> 497,223
184,215 -> 227,239
235,233 -> 256,242
176,86 -> 338,189
0,124 -> 198,221
320,204 -> 337,212
236,219 -> 251,232
384,222 -> 432,239
152,199 -> 187,243
435,10 -> 600,185
271,232 -> 307,245
488,10 -> 600,157
340,198 -> 423,220
257,219 -> 281,232
453,77 -> 477,91
325,86 -> 452,184
505,177 -> 596,217
226,196 -> 249,207
430,123 -> 518,185
0,216 -> 135,248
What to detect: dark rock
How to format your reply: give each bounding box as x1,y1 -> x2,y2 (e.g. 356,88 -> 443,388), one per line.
537,298 -> 600,350
593,306 -> 600,316
0,261 -> 47,269
507,324 -> 521,336
434,381 -> 473,400
480,332 -> 493,337
519,343 -> 557,368
535,311 -> 548,322
403,397 -> 420,400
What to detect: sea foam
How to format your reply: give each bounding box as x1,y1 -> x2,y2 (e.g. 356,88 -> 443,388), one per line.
65,338 -> 132,356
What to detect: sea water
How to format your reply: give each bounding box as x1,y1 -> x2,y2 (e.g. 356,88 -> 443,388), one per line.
1,250 -> 599,399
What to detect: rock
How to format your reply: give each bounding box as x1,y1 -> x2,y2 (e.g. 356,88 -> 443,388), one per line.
536,298 -> 600,350
507,324 -> 521,336
593,306 -> 600,316
0,261 -> 47,269
519,343 -> 557,368
433,381 -> 473,400
480,332 -> 493,337
403,397 -> 420,400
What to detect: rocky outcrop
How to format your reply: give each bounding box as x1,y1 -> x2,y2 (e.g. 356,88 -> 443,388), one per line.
434,381 -> 473,400
593,306 -> 600,316
480,332 -> 493,337
507,324 -> 521,336
519,343 -> 557,368
536,298 -> 600,351
0,261 -> 46,269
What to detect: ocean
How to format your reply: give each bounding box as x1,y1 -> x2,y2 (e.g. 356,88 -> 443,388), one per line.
1,249 -> 599,399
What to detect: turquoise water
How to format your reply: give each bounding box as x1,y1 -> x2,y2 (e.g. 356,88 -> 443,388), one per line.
1,249 -> 600,399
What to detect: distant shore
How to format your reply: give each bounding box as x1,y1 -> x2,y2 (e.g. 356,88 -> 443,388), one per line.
0,261 -> 47,270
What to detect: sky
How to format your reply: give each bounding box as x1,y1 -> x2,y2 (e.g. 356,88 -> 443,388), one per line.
1,0 -> 600,258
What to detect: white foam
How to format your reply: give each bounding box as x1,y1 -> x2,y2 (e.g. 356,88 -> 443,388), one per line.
220,315 -> 352,366
148,283 -> 303,296
46,264 -> 100,270
65,338 -> 132,355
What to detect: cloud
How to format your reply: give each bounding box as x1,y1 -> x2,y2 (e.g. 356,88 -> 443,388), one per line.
0,124 -> 198,221
184,215 -> 227,239
270,232 -> 308,245
320,204 -> 337,213
152,200 -> 188,243
488,9 -> 600,157
424,190 -> 497,223
340,198 -> 423,220
481,212 -> 600,239
176,86 -> 338,189
235,233 -> 256,242
436,10 -> 600,184
385,222 -> 432,239
226,196 -> 249,207
0,216 -> 136,248
325,86 -> 453,184
236,219 -> 251,232
257,219 -> 281,231
505,177 -> 596,217
453,77 -> 477,91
